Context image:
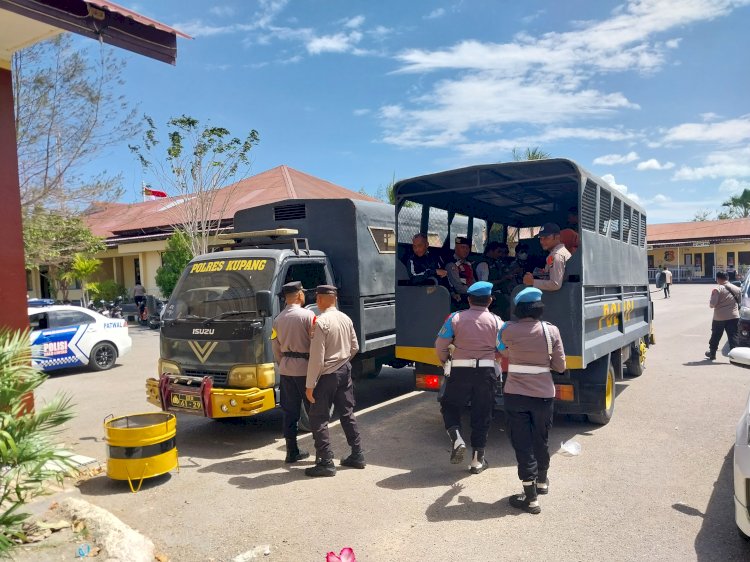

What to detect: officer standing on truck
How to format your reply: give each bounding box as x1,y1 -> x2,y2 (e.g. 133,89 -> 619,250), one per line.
500,287 -> 566,514
435,281 -> 503,474
305,285 -> 365,477
271,281 -> 315,463
523,223 -> 571,292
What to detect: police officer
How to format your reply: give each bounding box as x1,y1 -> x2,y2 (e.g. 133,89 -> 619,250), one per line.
435,281 -> 503,474
475,242 -> 515,319
510,243 -> 533,285
500,287 -> 566,514
523,223 -> 571,292
446,236 -> 475,310
305,285 -> 364,477
271,281 -> 314,463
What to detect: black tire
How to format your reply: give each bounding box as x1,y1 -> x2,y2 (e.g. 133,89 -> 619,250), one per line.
89,342 -> 118,371
588,362 -> 615,425
738,526 -> 750,542
625,339 -> 646,378
367,362 -> 383,379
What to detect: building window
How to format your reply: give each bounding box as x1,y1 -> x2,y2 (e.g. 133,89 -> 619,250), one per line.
728,252 -> 735,269
684,254 -> 692,265
368,227 -> 396,253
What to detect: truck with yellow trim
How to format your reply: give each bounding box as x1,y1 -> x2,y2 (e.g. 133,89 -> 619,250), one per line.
146,198 -> 408,419
393,159 -> 653,424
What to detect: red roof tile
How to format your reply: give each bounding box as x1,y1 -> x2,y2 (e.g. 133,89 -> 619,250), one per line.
84,165 -> 379,239
647,217 -> 750,243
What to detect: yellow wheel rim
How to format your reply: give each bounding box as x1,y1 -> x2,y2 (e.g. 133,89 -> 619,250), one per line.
605,369 -> 614,410
639,339 -> 647,366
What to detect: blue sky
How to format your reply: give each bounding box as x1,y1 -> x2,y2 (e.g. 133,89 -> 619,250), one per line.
87,0 -> 750,223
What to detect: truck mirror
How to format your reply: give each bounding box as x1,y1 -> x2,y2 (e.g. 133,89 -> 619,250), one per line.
256,290 -> 273,317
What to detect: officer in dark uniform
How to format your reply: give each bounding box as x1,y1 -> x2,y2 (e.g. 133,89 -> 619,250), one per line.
271,281 -> 315,463
435,281 -> 503,474
305,285 -> 364,477
499,287 -> 566,514
404,233 -> 448,286
445,236 -> 475,310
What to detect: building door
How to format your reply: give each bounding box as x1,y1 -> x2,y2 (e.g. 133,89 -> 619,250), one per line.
647,255 -> 654,268
38,267 -> 52,299
704,252 -> 714,278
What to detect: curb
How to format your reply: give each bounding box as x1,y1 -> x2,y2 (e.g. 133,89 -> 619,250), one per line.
57,497 -> 155,562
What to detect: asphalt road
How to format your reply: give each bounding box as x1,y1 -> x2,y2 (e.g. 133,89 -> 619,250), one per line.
37,284 -> 750,561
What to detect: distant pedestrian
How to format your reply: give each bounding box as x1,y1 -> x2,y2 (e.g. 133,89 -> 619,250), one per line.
663,266 -> 673,298
305,285 -> 364,477
132,281 -> 146,306
705,271 -> 740,360
500,287 -> 566,514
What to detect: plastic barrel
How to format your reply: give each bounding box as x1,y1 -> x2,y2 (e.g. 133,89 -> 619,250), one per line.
104,412 -> 177,492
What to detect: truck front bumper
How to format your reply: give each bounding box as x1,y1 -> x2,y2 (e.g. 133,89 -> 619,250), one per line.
146,374 -> 275,418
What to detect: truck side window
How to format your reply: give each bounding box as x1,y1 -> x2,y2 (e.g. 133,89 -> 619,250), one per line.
284,263 -> 328,305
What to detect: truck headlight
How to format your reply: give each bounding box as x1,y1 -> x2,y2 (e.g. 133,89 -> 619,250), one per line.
741,307 -> 750,321
256,363 -> 276,389
227,365 -> 257,388
158,359 -> 180,377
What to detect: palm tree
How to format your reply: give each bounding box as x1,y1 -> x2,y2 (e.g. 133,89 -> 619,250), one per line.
511,147 -> 551,161
720,189 -> 750,219
64,254 -> 101,306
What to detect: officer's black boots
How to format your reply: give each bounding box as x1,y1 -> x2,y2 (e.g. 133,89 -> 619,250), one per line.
536,471 -> 549,495
509,481 -> 541,514
341,449 -> 366,469
304,458 -> 336,477
447,426 -> 466,464
705,350 -> 716,360
284,438 -> 310,464
469,448 -> 488,474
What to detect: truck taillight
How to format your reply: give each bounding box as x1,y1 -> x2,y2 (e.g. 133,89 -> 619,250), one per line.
555,384 -> 575,401
416,374 -> 441,391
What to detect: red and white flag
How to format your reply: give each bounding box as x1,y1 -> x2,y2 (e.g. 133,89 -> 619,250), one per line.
143,183 -> 167,200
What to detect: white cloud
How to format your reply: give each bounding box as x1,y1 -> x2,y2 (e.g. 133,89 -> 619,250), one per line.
353,108 -> 371,116
663,115 -> 750,144
601,173 -> 641,203
521,10 -> 546,24
306,31 -> 363,54
636,159 -> 675,171
673,146 -> 750,180
425,8 -> 446,20
172,20 -> 230,37
381,0 -> 750,150
344,15 -> 365,29
719,178 -> 750,194
701,112 -> 721,122
653,194 -> 671,203
593,151 -> 639,165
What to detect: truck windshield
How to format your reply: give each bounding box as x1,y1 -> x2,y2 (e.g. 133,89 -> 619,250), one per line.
163,258 -> 276,321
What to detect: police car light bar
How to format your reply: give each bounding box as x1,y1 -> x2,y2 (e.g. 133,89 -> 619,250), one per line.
217,228 -> 300,240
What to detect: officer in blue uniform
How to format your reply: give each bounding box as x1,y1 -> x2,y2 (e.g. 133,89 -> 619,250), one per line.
435,281 -> 504,474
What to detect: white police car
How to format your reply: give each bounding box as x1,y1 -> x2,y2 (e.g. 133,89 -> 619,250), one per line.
28,306 -> 132,372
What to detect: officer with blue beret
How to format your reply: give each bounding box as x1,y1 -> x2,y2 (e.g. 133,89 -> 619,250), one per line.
499,286 -> 566,514
435,281 -> 504,474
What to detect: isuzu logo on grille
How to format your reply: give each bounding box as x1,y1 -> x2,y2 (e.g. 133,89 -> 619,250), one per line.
188,341 -> 218,364
192,328 -> 215,335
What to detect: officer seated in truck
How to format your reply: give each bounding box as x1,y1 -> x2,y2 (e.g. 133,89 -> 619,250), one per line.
403,233 -> 448,286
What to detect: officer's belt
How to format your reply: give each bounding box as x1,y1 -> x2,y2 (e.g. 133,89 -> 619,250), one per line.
508,364 -> 550,374
282,351 -> 310,359
451,359 -> 496,368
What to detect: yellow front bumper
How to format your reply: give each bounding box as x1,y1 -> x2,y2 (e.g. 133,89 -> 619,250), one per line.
146,377 -> 276,419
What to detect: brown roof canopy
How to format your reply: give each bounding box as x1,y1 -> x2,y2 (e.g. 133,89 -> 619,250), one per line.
647,217 -> 750,244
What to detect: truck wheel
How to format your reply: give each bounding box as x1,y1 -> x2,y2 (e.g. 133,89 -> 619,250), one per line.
89,342 -> 118,371
367,362 -> 383,379
625,338 -> 646,377
588,363 -> 615,425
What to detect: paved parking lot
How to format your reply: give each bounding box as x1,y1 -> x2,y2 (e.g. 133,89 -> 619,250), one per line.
37,284 -> 750,561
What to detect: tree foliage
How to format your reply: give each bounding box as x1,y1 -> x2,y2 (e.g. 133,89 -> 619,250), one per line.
129,115 -> 260,256
13,34 -> 138,211
719,189 -> 750,219
64,254 -> 102,306
692,209 -> 714,221
511,147 -> 551,161
0,329 -> 75,554
155,231 -> 193,298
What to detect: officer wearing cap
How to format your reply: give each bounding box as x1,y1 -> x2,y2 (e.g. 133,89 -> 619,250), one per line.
499,287 -> 566,514
523,223 -> 571,292
435,281 -> 503,474
304,285 -> 364,477
271,281 -> 315,463
446,236 -> 475,310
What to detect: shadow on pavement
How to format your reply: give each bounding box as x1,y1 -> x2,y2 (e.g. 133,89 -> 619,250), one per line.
78,473 -> 173,496
425,483 -> 523,521
692,447 -> 750,561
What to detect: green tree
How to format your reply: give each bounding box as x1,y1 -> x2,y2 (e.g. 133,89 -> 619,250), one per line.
155,231 -> 193,298
129,115 -> 260,256
88,280 -> 127,303
692,209 -> 714,221
64,254 -> 102,306
511,147 -> 551,161
720,189 -> 750,219
22,210 -> 105,300
0,329 -> 75,554
13,34 -> 138,210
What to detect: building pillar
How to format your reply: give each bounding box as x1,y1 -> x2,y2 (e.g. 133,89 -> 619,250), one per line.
0,66 -> 29,331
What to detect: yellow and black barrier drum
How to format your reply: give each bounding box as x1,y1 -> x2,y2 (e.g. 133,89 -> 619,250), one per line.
104,412 -> 178,493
